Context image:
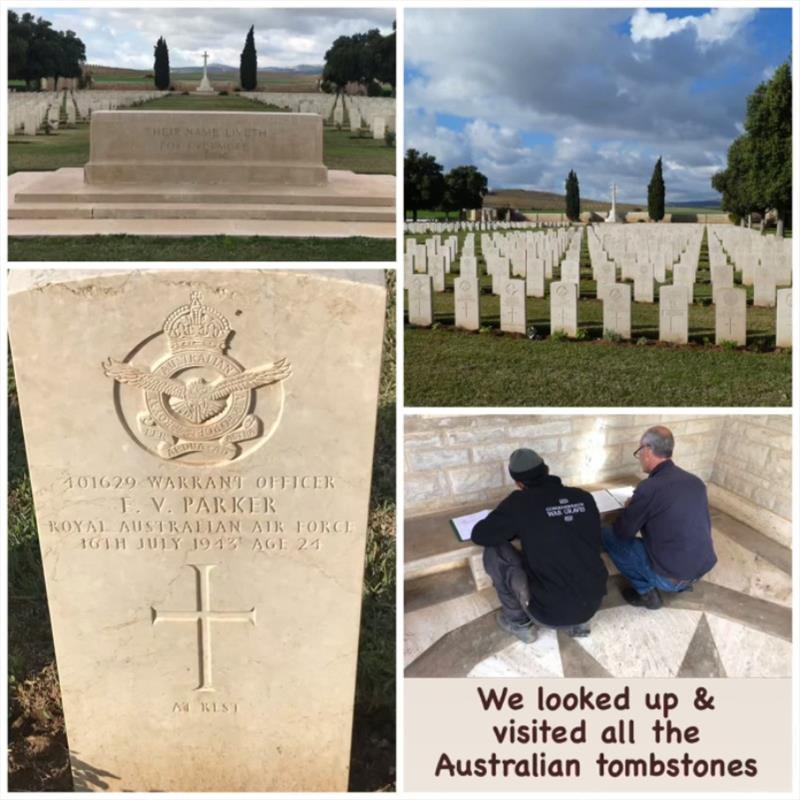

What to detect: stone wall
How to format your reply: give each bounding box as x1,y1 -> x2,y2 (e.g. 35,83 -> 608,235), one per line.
711,415 -> 792,521
405,414 -> 724,515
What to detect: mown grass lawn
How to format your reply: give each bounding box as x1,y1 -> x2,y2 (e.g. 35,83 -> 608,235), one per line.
8,235 -> 395,262
7,272 -> 396,792
403,229 -> 791,406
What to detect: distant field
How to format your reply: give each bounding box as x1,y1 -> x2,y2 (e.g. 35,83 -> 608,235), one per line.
86,64 -> 319,91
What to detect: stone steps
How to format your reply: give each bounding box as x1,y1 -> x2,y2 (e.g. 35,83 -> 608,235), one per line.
10,202 -> 395,223
13,190 -> 395,208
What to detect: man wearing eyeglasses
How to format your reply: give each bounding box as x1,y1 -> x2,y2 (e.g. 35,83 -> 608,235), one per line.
602,425 -> 717,610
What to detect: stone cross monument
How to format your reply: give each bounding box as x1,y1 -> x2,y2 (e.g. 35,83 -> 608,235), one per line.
196,50 -> 215,94
606,182 -> 619,223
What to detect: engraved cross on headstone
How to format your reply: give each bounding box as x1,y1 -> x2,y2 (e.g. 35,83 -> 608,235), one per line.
152,564 -> 256,691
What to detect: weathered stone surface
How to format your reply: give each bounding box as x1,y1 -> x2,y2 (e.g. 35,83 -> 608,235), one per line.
603,283 -> 631,339
8,269 -> 386,791
715,287 -> 747,346
454,276 -> 480,331
408,274 -> 434,326
84,111 -> 328,186
775,288 -> 792,348
659,284 -> 690,344
549,281 -> 578,337
500,278 -> 526,334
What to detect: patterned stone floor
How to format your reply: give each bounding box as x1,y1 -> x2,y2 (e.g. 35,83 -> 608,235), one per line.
405,520 -> 792,678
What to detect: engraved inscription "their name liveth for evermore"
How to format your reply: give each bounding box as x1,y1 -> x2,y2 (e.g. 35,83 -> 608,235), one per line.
144,125 -> 269,156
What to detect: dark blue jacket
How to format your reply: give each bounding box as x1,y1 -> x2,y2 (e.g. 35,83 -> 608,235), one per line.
612,460 -> 716,581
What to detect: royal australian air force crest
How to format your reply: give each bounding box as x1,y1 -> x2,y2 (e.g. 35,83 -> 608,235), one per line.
103,292 -> 290,465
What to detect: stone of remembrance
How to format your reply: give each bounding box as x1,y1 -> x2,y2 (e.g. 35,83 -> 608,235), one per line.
9,111 -> 395,235
8,269 -> 387,791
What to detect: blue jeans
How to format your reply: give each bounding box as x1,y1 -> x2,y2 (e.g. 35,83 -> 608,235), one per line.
601,526 -> 695,595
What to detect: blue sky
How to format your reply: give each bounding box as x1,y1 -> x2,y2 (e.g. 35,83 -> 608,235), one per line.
405,7 -> 792,203
13,6 -> 394,69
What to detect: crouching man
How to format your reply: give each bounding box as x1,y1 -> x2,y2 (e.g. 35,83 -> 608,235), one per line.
603,426 -> 717,610
472,448 -> 608,644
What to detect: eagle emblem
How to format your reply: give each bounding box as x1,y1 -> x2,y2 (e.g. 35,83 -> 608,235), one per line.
103,292 -> 290,463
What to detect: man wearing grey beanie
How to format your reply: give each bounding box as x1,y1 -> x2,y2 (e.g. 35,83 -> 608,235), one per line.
472,448 -> 608,644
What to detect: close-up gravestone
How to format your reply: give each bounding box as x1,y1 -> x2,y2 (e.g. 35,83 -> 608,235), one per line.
8,268 -> 387,791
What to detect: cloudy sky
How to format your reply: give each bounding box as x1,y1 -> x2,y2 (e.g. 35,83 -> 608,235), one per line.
405,7 -> 792,203
13,6 -> 394,69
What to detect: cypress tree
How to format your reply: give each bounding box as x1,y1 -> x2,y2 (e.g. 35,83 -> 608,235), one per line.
153,36 -> 170,90
240,25 -> 257,91
648,157 -> 665,221
565,170 -> 581,221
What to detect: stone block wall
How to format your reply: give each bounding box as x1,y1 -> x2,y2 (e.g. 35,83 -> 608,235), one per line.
405,414 -> 725,515
712,415 -> 792,521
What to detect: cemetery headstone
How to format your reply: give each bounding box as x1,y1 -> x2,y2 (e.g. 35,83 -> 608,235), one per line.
714,287 -> 747,346
7,269 -> 386,791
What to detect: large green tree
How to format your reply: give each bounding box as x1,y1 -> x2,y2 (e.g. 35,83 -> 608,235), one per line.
322,27 -> 395,92
443,165 -> 488,220
8,10 -> 85,89
712,60 -> 791,232
240,25 -> 257,91
565,170 -> 580,221
647,157 -> 665,221
404,149 -> 445,222
153,36 -> 170,90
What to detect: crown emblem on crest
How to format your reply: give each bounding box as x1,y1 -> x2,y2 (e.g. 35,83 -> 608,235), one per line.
163,292 -> 231,353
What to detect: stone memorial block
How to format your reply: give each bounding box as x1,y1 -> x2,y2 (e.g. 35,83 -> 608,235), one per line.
710,264 -> 734,304
603,283 -> 631,339
560,260 -> 580,284
84,111 -> 328,186
672,263 -> 695,302
408,274 -> 434,326
549,281 -> 578,337
430,255 -> 446,292
714,287 -> 747,346
753,266 -> 777,308
500,279 -> 526,334
659,285 -> 690,344
525,258 -> 545,298
459,256 -> 478,277
776,289 -> 792,348
594,262 -> 616,297
633,262 -> 654,303
8,269 -> 386,791
492,258 -> 509,295
510,251 -> 526,278
454,276 -> 480,331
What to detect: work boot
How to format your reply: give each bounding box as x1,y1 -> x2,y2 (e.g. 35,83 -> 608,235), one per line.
622,586 -> 662,610
497,611 -> 538,644
566,623 -> 591,637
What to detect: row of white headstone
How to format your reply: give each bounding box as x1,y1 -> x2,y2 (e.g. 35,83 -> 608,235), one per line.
241,92 -> 395,138
405,228 -> 792,347
8,88 -> 169,135
405,219 -> 570,235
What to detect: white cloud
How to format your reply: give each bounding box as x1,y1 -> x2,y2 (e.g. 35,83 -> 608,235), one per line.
405,7 -> 775,202
630,8 -> 757,47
